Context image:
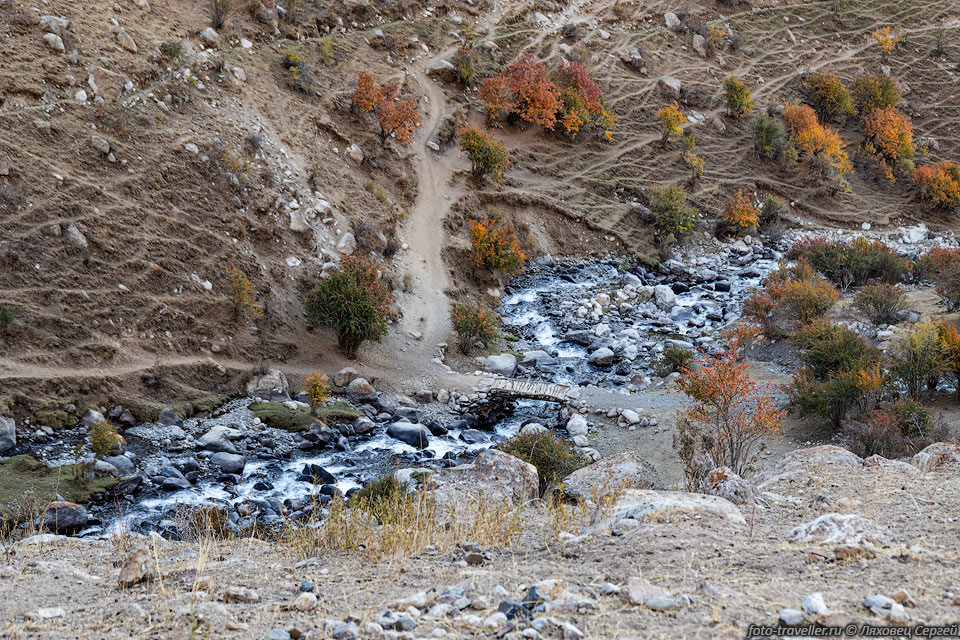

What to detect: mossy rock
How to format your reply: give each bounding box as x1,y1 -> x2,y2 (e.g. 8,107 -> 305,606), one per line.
249,401 -> 363,432
0,455 -> 118,510
34,410 -> 70,429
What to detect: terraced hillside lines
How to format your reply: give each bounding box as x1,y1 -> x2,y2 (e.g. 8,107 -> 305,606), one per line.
477,0 -> 960,255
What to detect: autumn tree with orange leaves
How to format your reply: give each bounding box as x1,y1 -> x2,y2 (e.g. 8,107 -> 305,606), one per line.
863,106 -> 914,162
479,55 -> 614,139
913,161 -> 960,208
861,105 -> 915,182
722,188 -> 760,230
351,72 -> 421,145
782,103 -> 852,193
556,62 -> 614,139
674,348 -> 784,480
480,53 -> 561,129
657,103 -> 684,144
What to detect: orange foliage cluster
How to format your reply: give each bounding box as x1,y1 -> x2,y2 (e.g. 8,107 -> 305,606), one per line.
480,53 -> 561,128
303,370 -> 331,406
872,26 -> 899,57
480,55 -> 614,139
722,189 -> 760,229
469,215 -> 526,276
722,323 -> 764,362
656,103 -> 684,143
352,72 -> 421,145
676,348 -> 785,475
782,103 -> 852,186
913,161 -> 960,208
863,106 -> 914,161
743,258 -> 840,336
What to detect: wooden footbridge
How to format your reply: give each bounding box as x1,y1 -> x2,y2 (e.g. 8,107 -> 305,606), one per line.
485,378 -> 578,404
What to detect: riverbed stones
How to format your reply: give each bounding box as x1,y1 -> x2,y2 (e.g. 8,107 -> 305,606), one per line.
562,451 -> 662,500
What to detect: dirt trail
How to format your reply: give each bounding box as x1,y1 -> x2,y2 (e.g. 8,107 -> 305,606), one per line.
381,63 -> 460,367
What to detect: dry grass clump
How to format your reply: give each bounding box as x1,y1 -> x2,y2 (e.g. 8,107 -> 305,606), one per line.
281,482 -> 523,562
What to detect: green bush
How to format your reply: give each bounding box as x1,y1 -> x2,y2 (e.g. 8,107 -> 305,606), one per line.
451,302 -> 501,354
723,77 -> 754,118
305,255 -> 395,358
889,322 -> 945,400
851,74 -> 900,115
759,196 -> 788,227
790,320 -> 883,427
649,185 -> 699,246
853,283 -> 907,325
743,259 -> 840,336
352,474 -> 410,505
752,114 -> 798,169
791,320 -> 881,380
500,431 -> 587,497
89,420 -> 120,458
350,474 -> 419,525
655,344 -> 695,377
804,73 -> 856,123
0,306 -> 12,324
844,400 -> 948,458
789,236 -> 908,290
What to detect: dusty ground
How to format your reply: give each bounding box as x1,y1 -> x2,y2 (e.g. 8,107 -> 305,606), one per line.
2,454 -> 960,639
3,0 -> 959,419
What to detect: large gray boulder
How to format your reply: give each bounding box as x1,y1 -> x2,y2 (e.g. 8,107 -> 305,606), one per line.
246,369 -> 290,401
346,377 -> 377,404
562,451 -> 662,501
653,285 -> 676,310
598,490 -> 746,530
197,425 -> 240,454
387,421 -> 431,449
210,452 -> 246,475
104,455 -> 135,476
42,502 -> 90,534
0,416 -> 15,453
587,347 -> 615,367
475,353 -> 517,377
433,449 -> 538,508
79,409 -> 105,429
